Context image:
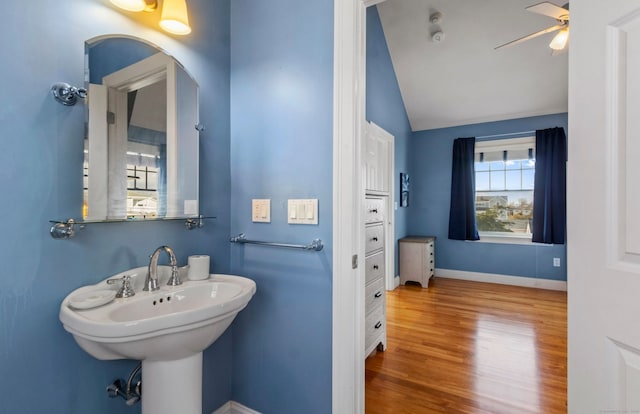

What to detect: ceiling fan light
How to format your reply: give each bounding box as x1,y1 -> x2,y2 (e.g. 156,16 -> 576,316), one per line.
549,28 -> 569,50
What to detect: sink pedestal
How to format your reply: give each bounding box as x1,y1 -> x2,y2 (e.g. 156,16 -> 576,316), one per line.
142,353 -> 203,414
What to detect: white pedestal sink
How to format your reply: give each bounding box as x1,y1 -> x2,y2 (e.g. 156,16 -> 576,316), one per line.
59,267 -> 256,414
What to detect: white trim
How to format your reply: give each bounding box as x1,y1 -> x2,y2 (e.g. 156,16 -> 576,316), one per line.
333,0 -> 366,412
435,268 -> 567,291
475,234 -> 562,246
475,234 -> 534,245
475,136 -> 535,150
211,401 -> 261,414
333,0 -> 389,412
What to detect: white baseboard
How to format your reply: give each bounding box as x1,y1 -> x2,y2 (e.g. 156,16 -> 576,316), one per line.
435,268 -> 567,291
212,401 -> 261,414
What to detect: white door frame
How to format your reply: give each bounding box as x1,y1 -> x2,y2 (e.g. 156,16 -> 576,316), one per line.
333,0 -> 386,412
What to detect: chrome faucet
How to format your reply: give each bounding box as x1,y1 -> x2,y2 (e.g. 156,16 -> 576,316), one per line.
143,246 -> 182,291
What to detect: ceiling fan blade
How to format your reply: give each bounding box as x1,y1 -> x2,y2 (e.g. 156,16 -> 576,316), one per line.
495,24 -> 566,50
526,2 -> 569,20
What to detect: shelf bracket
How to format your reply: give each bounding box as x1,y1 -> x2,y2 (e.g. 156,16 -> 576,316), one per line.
50,219 -> 79,240
185,215 -> 204,230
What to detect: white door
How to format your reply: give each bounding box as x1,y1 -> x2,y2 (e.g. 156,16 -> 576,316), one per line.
569,1 -> 640,412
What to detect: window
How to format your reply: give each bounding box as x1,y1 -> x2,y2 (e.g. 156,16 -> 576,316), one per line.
475,137 -> 535,239
125,142 -> 161,219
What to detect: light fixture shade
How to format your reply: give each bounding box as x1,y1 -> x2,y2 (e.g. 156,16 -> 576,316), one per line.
549,28 -> 569,50
160,0 -> 192,35
110,0 -> 147,12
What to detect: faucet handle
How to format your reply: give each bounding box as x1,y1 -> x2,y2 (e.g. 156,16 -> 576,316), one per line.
107,275 -> 136,298
167,265 -> 183,287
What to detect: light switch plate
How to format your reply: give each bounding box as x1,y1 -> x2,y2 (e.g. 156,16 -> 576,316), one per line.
288,199 -> 318,225
252,199 -> 271,223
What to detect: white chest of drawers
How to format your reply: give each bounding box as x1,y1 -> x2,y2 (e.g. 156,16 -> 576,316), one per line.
365,197 -> 387,357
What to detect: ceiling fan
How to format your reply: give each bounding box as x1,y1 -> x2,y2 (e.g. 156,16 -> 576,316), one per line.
495,2 -> 570,52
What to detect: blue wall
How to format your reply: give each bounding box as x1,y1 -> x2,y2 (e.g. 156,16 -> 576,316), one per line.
229,0 -> 334,412
366,6 -> 411,276
0,1 -> 232,413
409,114 -> 568,281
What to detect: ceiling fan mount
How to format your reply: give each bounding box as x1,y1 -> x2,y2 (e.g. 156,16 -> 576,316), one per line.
495,2 -> 570,52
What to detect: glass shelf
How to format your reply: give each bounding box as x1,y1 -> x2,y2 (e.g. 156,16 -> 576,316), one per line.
49,216 -> 216,225
49,216 -> 216,240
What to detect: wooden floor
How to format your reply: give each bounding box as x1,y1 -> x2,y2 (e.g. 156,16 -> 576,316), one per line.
365,277 -> 567,414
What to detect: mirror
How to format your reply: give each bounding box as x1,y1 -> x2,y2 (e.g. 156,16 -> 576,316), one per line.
83,36 -> 199,221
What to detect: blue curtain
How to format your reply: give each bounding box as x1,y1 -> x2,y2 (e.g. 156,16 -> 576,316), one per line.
532,127 -> 566,244
448,137 -> 479,241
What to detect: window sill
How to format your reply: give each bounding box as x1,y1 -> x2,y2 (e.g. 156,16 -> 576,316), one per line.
476,233 -> 533,245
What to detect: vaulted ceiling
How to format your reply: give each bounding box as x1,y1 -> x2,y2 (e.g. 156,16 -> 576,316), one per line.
376,0 -> 569,131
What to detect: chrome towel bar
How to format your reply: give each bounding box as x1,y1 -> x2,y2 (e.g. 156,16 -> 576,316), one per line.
230,233 -> 323,252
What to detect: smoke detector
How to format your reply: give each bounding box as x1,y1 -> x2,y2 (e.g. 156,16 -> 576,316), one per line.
430,12 -> 443,24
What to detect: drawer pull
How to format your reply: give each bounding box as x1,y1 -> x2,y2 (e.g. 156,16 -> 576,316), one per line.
373,265 -> 379,270
374,321 -> 382,329
370,208 -> 378,213
374,291 -> 382,298
372,237 -> 378,242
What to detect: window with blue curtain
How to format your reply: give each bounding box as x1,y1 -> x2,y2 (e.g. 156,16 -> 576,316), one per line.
448,128 -> 566,244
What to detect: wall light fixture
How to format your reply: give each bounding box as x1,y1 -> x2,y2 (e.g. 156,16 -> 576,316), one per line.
109,0 -> 191,36
159,0 -> 192,35
110,0 -> 157,12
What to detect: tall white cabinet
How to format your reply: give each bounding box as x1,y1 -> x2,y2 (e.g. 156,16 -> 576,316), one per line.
363,122 -> 393,357
364,196 -> 386,356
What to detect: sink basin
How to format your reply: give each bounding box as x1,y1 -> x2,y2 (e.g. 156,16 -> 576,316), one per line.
60,267 -> 255,361
59,266 -> 256,414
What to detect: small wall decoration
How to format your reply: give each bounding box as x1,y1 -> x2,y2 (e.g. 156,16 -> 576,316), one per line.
400,173 -> 410,207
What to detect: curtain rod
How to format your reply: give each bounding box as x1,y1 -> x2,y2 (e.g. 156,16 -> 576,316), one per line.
476,130 -> 535,140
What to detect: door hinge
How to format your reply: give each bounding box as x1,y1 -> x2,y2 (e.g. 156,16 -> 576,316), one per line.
352,254 -> 358,269
107,111 -> 115,124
